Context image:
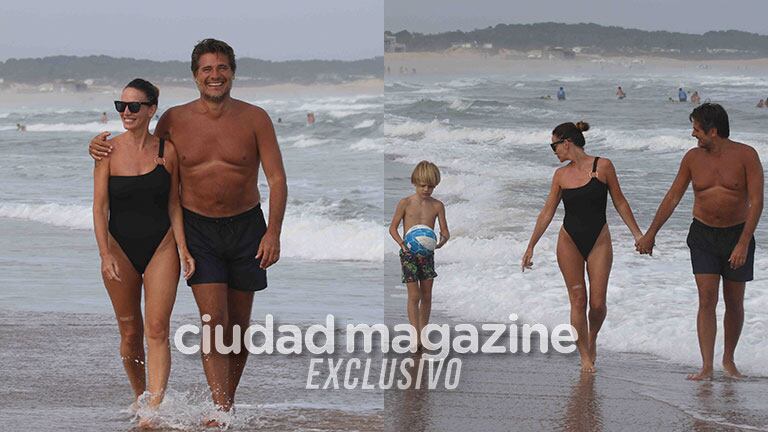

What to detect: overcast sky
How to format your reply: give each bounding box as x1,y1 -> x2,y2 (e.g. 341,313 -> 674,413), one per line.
0,0 -> 382,62
386,0 -> 768,35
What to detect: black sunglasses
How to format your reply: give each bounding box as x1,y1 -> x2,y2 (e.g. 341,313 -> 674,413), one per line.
114,100 -> 153,113
550,138 -> 566,152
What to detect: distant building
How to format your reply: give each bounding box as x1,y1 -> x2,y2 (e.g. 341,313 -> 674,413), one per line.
385,35 -> 406,53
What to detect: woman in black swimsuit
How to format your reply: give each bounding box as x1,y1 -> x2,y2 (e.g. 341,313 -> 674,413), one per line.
93,79 -> 194,424
521,121 -> 643,372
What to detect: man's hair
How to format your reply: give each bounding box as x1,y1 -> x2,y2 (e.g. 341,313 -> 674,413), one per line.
689,103 -> 729,138
411,161 -> 441,186
191,39 -> 236,74
125,78 -> 159,106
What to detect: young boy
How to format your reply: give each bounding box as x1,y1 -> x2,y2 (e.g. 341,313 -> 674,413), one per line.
389,161 -> 450,347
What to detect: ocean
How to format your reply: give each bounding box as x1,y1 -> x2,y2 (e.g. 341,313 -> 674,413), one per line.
0,84 -> 385,430
383,64 -> 768,378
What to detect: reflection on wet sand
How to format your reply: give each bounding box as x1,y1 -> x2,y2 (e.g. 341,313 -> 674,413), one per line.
389,351 -> 433,432
562,373 -> 602,432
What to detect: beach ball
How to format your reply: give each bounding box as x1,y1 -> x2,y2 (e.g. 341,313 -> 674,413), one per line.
404,225 -> 437,256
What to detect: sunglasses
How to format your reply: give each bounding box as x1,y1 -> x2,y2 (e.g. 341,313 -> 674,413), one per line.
550,138 -> 566,152
114,100 -> 153,113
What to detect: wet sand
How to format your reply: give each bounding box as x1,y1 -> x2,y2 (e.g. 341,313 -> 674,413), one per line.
384,254 -> 768,432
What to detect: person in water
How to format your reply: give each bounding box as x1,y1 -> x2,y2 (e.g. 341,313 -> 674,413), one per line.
616,86 -> 626,99
522,121 -> 644,373
636,103 -> 763,380
92,78 -> 195,427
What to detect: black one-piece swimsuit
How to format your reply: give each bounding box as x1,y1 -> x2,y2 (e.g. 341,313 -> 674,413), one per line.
561,157 -> 608,260
108,139 -> 171,274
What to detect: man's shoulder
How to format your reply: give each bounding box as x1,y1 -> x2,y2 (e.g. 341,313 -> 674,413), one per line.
730,141 -> 759,158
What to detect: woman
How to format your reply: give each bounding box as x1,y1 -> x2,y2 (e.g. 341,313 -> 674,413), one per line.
93,79 -> 194,425
521,121 -> 643,373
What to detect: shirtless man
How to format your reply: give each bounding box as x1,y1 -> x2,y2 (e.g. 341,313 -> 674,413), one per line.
636,103 -> 763,380
90,39 -> 287,417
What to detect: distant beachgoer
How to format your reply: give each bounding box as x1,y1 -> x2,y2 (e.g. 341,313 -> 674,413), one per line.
616,86 -> 626,100
691,91 -> 701,105
522,121 -> 644,373
678,88 -> 688,102
307,112 -> 315,125
100,112 -> 108,124
758,99 -> 765,108
636,103 -> 764,381
557,87 -> 566,101
277,117 -> 282,123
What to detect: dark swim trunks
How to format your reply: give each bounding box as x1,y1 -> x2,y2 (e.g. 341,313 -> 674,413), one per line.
399,250 -> 437,283
687,218 -> 756,282
184,205 -> 268,291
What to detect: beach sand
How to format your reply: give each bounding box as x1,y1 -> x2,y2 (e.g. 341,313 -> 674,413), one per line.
385,51 -> 768,77
384,254 -> 768,432
0,78 -> 383,108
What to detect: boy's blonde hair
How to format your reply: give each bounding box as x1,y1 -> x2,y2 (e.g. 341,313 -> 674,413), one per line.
411,160 -> 441,186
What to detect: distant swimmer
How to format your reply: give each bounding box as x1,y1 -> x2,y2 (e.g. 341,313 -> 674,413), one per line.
277,117 -> 282,123
100,112 -> 108,124
16,123 -> 26,132
758,99 -> 765,108
616,86 -> 626,99
557,87 -> 566,101
306,112 -> 315,125
678,88 -> 688,102
539,95 -> 552,100
636,103 -> 764,381
691,91 -> 701,105
522,121 -> 644,373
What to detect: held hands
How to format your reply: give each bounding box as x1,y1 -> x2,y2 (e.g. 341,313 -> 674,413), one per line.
635,233 -> 655,256
89,132 -> 112,160
728,240 -> 750,269
521,247 -> 534,272
256,230 -> 281,269
180,249 -> 196,280
100,253 -> 121,282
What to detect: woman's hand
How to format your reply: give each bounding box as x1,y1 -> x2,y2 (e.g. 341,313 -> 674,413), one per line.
180,249 -> 196,280
100,253 -> 121,282
521,247 -> 534,272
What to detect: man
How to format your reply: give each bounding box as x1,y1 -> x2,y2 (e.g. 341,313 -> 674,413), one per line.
90,39 -> 288,417
557,86 -> 566,101
636,103 -> 763,380
678,87 -> 688,102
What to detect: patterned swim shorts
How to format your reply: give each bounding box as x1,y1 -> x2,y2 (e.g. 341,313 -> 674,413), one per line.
399,250 -> 438,283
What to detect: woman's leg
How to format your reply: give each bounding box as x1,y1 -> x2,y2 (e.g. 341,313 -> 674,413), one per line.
102,235 -> 145,399
557,228 -> 592,372
585,225 -> 612,365
141,230 -> 179,408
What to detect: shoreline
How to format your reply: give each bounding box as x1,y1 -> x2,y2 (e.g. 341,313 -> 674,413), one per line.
0,78 -> 383,103
384,51 -> 768,76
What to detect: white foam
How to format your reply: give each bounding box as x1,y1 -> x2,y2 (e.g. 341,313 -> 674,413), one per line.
353,119 -> 376,129
349,137 -> 384,152
23,120 -> 157,133
293,138 -> 332,148
0,201 -> 383,262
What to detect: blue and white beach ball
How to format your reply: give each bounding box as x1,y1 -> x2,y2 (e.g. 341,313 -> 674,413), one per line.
404,225 -> 437,256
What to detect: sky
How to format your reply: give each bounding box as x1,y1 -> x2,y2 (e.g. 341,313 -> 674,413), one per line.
0,0 -> 383,62
386,0 -> 768,35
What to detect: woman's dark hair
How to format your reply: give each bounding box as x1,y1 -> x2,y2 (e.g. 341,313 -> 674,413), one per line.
125,78 -> 159,106
191,38 -> 237,74
552,121 -> 590,147
689,103 -> 729,138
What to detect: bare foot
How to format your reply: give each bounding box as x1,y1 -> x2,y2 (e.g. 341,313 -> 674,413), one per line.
203,418 -> 225,429
580,357 -> 596,373
137,415 -> 158,429
686,367 -> 713,381
723,361 -> 744,379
